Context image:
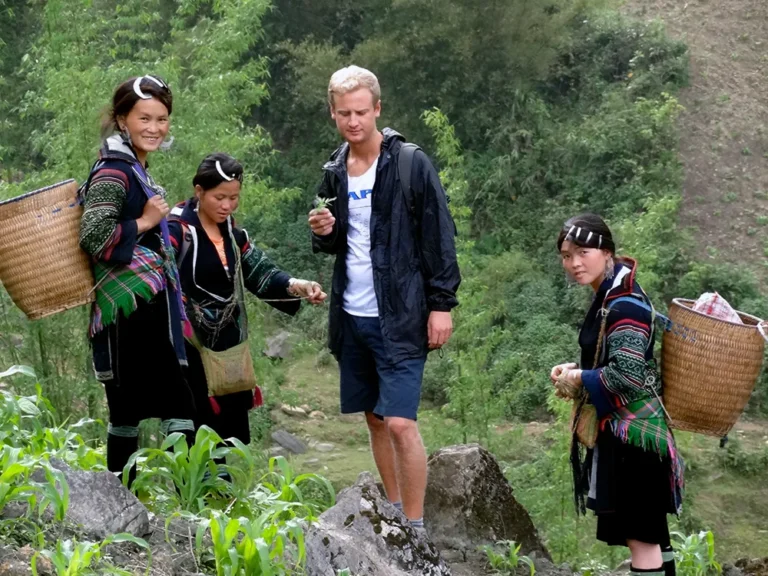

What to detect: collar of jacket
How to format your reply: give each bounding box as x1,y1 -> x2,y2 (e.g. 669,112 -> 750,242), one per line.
322,127 -> 405,176
601,256 -> 640,303
98,134 -> 143,166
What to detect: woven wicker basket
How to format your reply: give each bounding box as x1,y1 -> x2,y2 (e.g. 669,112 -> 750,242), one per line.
0,180 -> 94,319
661,298 -> 766,437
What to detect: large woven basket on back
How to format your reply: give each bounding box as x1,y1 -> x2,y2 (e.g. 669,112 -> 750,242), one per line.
0,180 -> 94,319
661,298 -> 766,437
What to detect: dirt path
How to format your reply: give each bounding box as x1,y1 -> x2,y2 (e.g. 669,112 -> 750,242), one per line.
622,0 -> 768,273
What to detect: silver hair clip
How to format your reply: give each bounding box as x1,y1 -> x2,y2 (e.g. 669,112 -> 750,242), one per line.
598,235 -> 603,249
575,227 -> 582,240
133,75 -> 167,100
216,161 -> 234,182
586,231 -> 593,243
566,225 -> 576,240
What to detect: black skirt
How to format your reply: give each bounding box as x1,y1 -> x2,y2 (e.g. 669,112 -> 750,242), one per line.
185,342 -> 254,444
96,293 -> 196,426
588,430 -> 674,547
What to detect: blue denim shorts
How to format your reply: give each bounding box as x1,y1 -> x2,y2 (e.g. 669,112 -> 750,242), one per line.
338,312 -> 426,421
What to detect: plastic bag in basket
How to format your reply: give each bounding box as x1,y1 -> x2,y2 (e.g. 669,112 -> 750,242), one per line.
692,292 -> 742,324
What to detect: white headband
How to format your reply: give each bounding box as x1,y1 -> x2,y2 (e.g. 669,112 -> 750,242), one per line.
215,161 -> 234,182
132,75 -> 166,100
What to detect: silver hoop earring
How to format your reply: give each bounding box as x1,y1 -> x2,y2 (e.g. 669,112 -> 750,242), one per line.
604,257 -> 615,281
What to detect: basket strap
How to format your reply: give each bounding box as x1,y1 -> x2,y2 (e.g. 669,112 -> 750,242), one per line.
606,296 -> 671,329
758,322 -> 768,343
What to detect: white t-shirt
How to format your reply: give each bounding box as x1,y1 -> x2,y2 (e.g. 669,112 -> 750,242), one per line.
343,158 -> 379,317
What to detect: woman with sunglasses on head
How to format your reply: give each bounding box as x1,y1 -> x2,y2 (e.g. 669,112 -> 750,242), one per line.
78,75 -> 195,482
550,213 -> 684,576
168,153 -> 326,450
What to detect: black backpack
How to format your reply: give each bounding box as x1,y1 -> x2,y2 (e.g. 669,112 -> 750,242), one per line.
397,142 -> 456,239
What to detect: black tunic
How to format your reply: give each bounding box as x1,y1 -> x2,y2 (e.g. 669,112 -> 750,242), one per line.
80,136 -> 194,426
168,199 -> 300,443
576,259 -> 677,547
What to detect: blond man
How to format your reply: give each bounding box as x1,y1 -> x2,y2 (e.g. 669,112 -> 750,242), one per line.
308,66 -> 461,531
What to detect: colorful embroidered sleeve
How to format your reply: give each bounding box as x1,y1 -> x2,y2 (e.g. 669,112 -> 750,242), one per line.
240,230 -> 290,297
79,168 -> 138,265
581,300 -> 656,417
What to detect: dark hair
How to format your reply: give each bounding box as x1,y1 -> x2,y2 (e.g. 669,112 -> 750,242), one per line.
556,213 -> 616,254
193,153 -> 244,191
101,75 -> 173,136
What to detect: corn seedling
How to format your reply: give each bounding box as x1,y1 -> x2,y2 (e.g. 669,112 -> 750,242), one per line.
672,530 -> 722,576
31,533 -> 151,576
195,509 -> 307,576
481,540 -> 536,576
124,425 -> 255,514
258,456 -> 335,516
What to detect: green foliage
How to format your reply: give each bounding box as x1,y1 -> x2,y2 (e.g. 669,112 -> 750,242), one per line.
672,530 -> 722,576
32,533 -> 151,576
716,436 -> 768,477
195,509 -> 306,576
124,425 -> 256,514
480,540 -> 536,576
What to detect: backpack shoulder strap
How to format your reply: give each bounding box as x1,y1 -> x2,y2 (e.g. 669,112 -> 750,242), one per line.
398,142 -> 422,229
176,222 -> 193,269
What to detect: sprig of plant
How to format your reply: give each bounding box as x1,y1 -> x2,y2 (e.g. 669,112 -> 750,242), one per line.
313,196 -> 337,211
31,533 -> 151,576
480,540 -> 536,576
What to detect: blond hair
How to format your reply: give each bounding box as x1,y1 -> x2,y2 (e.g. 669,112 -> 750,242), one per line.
328,65 -> 381,107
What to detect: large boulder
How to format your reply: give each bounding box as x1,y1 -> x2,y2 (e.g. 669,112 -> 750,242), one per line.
305,472 -> 452,576
424,444 -> 549,562
32,459 -> 149,539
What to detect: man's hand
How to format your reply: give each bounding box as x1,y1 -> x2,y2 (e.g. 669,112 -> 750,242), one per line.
428,311 -> 453,350
308,208 -> 336,237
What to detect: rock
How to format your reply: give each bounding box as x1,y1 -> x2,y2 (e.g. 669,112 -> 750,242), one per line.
281,404 -> 307,418
268,446 -> 287,457
314,442 -> 336,453
424,444 -> 549,563
30,459 -> 149,539
271,429 -> 307,454
0,545 -> 52,576
304,458 -> 321,469
264,330 -> 293,359
301,404 -> 313,414
305,472 -> 452,576
723,564 -> 746,576
309,410 -> 326,420
736,558 -> 768,576
146,515 -> 206,575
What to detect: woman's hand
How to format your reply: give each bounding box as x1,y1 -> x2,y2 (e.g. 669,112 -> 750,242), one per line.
287,279 -> 327,305
550,362 -> 578,384
136,195 -> 170,234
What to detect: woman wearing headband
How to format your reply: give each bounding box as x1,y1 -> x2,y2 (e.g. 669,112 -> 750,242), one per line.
168,153 -> 326,451
78,75 -> 196,483
550,213 -> 684,576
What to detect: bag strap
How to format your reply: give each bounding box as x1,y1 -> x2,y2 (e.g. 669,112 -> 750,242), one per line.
398,142 -> 421,236
178,223 -> 193,269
